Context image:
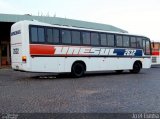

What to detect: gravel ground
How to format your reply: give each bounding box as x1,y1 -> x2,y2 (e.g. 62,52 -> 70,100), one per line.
0,67 -> 160,113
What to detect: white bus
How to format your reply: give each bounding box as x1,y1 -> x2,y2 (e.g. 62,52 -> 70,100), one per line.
11,20 -> 151,77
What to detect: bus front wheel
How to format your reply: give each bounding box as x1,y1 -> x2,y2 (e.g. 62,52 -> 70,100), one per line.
130,62 -> 141,73
71,62 -> 85,78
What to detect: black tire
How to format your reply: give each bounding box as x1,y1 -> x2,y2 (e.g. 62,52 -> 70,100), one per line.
115,70 -> 123,74
130,62 -> 141,73
71,63 -> 85,78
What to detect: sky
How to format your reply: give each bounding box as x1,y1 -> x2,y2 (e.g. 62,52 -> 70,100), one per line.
0,0 -> 160,41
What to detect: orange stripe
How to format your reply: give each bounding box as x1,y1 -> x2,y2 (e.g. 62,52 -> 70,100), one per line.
30,45 -> 55,55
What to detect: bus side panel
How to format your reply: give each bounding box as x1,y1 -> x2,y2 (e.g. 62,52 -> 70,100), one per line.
30,57 -> 61,73
63,57 -> 131,72
116,58 -> 132,70
29,56 -> 151,73
106,58 -> 132,70
63,57 -> 151,72
64,57 -> 101,72
62,57 -> 125,72
143,58 -> 151,68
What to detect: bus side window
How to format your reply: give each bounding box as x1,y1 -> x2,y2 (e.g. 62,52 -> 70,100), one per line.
62,29 -> 71,44
107,34 -> 114,47
82,31 -> 90,45
38,27 -> 45,43
46,28 -> 53,43
123,36 -> 129,47
72,30 -> 81,45
130,37 -> 137,48
31,27 -> 38,42
91,32 -> 99,46
137,37 -> 143,48
143,39 -> 146,54
53,29 -> 60,43
146,40 -> 151,55
116,35 -> 123,47
100,33 -> 107,46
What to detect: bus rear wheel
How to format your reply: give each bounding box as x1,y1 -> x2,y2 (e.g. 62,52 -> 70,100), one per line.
130,62 -> 141,73
71,62 -> 85,78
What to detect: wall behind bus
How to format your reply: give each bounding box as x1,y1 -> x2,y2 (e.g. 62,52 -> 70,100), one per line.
0,22 -> 13,67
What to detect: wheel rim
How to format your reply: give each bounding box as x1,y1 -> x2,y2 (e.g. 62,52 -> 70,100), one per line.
74,65 -> 83,75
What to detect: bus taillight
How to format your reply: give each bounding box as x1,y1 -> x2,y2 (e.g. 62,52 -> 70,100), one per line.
22,56 -> 27,62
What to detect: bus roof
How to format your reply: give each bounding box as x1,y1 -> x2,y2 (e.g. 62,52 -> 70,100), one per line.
14,20 -> 150,39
